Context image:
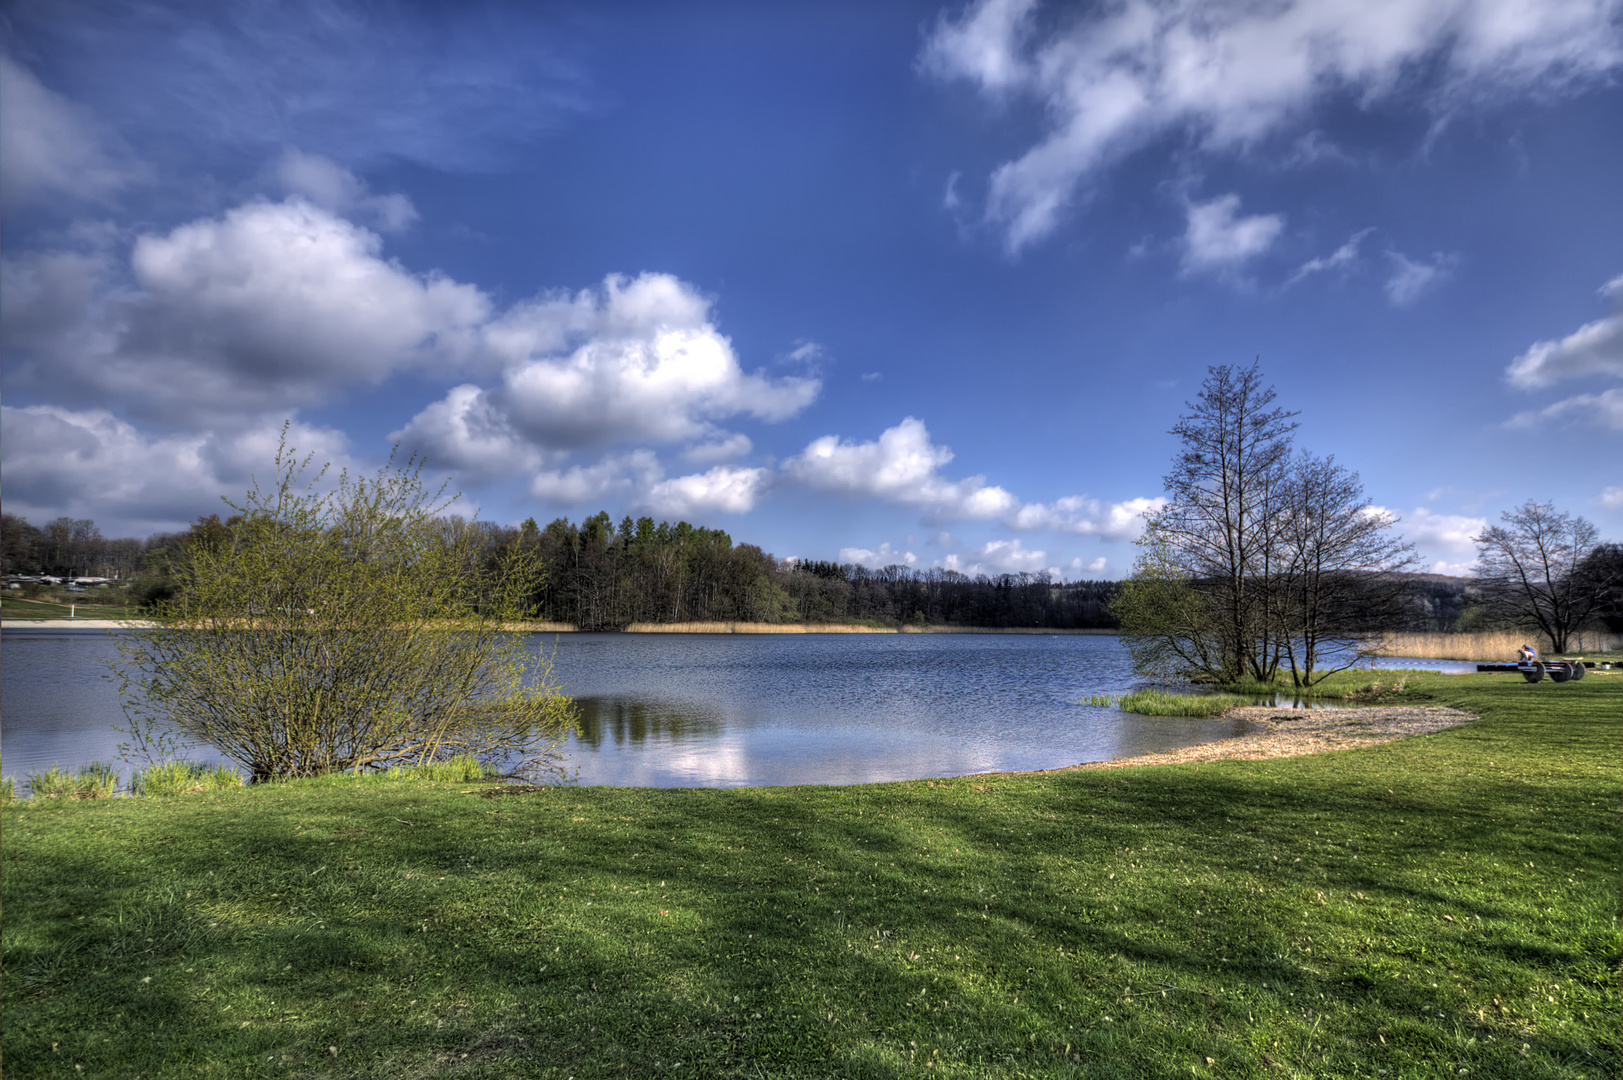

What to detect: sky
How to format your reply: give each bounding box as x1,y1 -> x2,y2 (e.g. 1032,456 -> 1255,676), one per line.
2,0 -> 1619,580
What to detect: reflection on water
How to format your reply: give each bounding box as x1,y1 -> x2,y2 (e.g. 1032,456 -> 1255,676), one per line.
2,627 -> 1476,790
571,696 -> 725,749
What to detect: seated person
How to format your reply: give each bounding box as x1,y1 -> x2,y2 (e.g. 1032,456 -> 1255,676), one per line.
1517,643 -> 1540,664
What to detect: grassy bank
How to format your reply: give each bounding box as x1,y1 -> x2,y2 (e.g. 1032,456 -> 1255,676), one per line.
3,673 -> 1617,1079
0,596 -> 145,621
1376,630 -> 1622,662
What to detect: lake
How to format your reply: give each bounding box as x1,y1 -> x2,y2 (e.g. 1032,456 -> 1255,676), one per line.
0,628 -> 1475,792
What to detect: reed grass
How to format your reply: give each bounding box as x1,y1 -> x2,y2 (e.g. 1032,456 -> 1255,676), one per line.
1376,629 -> 1622,661
24,762 -> 121,799
129,760 -> 243,797
1081,690 -> 1252,716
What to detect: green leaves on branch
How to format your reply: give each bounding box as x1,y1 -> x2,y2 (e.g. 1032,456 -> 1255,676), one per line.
113,429 -> 577,784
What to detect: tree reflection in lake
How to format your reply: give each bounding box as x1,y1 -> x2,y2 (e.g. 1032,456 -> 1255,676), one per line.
571,696 -> 725,749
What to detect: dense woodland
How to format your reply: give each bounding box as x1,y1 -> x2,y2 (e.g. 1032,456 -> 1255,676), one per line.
0,509 -> 1589,632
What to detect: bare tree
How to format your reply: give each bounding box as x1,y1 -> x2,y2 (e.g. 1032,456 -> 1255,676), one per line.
1272,453 -> 1417,685
1135,362 -> 1298,682
1474,502 -> 1602,653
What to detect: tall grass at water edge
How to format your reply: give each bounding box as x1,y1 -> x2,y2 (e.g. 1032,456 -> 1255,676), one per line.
23,762 -> 121,800
1377,629 -> 1621,661
1083,690 -> 1255,717
7,753 -> 494,801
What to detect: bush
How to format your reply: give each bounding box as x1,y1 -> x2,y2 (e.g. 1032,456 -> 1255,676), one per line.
114,430 -> 577,783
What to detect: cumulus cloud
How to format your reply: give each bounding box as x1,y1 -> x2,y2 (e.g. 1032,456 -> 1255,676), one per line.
0,53 -> 140,209
1390,505 -> 1487,572
1181,194 -> 1285,276
3,198 -> 490,422
0,404 -> 352,535
1601,486 -> 1623,510
1385,250 -> 1458,306
1007,495 -> 1165,539
487,273 -> 817,450
839,543 -> 919,569
783,417 -> 1019,521
1505,274 -> 1623,387
274,147 -> 417,231
682,432 -> 754,464
922,0 -> 1623,251
527,451 -> 662,506
644,466 -> 770,518
1069,555 -> 1110,576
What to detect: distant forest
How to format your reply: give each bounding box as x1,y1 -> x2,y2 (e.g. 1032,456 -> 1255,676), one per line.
2,509 -> 1477,632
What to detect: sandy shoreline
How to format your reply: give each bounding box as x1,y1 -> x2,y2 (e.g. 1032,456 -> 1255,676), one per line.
1010,705 -> 1476,775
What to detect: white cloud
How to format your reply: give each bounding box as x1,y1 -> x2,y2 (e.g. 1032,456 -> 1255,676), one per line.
527,451 -> 661,506
480,273 -> 819,452
1384,250 -> 1457,306
783,417 -> 1019,521
976,538 -> 1050,574
918,0 -> 1039,93
681,432 -> 754,465
1008,495 -> 1165,539
387,385 -> 544,483
923,0 -> 1623,251
1505,273 -> 1623,387
0,404 -> 353,536
1069,555 -> 1110,576
839,543 -> 919,569
1389,505 -> 1487,571
1181,194 -> 1284,275
1287,227 -> 1373,285
1601,486 -> 1623,510
0,53 -> 139,208
3,198 -> 490,422
274,147 -> 417,231
644,466 -> 769,518
1506,387 -> 1623,430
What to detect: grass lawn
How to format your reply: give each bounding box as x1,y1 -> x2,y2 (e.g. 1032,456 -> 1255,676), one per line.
0,596 -> 142,620
2,672 -> 1617,1078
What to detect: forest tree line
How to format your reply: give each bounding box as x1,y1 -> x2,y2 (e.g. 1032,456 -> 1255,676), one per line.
2,508 -> 1562,633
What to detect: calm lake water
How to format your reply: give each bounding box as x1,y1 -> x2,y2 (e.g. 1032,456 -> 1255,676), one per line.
0,628 -> 1475,792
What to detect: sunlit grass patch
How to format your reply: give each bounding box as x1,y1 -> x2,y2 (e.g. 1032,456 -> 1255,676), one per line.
129,759 -> 243,796
1083,689 -> 1252,716
23,761 -> 120,799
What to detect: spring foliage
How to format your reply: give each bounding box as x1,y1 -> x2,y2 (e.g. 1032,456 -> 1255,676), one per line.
114,435 -> 576,782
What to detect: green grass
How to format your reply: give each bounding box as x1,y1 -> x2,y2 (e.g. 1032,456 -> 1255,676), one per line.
130,761 -> 245,798
0,595 -> 143,620
3,673 -> 1618,1079
1083,689 -> 1256,717
23,761 -> 122,800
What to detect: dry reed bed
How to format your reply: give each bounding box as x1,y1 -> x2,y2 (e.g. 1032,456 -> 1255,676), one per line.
1375,629 -> 1621,661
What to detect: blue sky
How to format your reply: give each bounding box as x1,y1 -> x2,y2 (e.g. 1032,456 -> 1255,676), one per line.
3,0 -> 1619,578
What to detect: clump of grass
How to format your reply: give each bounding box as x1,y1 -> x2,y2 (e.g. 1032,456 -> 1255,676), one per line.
25,762 -> 120,799
1115,689 -> 1252,717
407,753 -> 492,782
130,760 -> 242,797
